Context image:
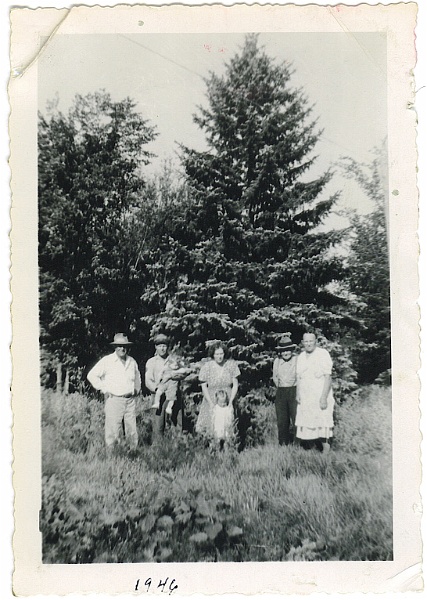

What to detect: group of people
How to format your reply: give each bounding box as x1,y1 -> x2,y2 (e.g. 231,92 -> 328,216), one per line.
273,333 -> 334,453
86,330 -> 334,454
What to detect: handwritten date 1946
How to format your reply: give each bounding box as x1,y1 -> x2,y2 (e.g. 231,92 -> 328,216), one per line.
135,577 -> 178,595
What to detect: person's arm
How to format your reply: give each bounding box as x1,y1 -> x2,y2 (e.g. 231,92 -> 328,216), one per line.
145,358 -> 157,393
230,377 -> 239,404
167,367 -> 191,381
319,350 -> 333,410
272,358 -> 279,387
134,362 -> 142,395
201,382 -> 213,405
319,375 -> 332,410
295,357 -> 301,404
228,360 -> 240,404
87,358 -> 107,394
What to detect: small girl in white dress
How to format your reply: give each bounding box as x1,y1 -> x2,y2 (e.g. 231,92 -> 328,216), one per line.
212,389 -> 234,446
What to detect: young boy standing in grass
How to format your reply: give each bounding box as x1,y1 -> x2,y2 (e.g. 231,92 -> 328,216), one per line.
272,334 -> 298,446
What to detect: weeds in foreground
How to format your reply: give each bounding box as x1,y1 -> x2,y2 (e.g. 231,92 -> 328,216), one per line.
41,385 -> 392,562
41,471 -> 246,563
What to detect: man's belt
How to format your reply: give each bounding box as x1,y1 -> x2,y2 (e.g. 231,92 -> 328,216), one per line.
110,392 -> 135,398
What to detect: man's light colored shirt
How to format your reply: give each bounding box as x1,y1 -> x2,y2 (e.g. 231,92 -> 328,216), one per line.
87,352 -> 141,396
272,355 -> 297,387
145,354 -> 168,393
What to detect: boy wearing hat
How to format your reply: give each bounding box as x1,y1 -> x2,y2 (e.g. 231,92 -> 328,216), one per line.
87,333 -> 141,452
272,334 -> 298,446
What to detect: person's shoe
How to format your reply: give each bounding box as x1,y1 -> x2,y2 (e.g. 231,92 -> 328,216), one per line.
315,440 -> 324,452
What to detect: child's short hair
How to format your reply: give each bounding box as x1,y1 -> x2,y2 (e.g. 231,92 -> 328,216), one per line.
214,389 -> 229,406
167,353 -> 185,368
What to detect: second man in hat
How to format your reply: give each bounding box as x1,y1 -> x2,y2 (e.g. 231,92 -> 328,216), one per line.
272,334 -> 298,446
145,333 -> 184,439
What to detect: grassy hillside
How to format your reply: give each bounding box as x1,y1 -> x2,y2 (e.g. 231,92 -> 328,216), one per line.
41,386 -> 392,563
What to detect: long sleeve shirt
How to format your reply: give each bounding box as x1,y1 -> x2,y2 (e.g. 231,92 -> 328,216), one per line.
272,356 -> 297,388
146,354 -> 191,393
145,354 -> 168,393
87,352 -> 141,396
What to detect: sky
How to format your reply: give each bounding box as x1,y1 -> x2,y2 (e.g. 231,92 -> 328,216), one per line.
38,32 -> 388,223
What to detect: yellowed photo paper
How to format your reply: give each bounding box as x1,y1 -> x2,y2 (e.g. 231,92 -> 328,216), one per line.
9,2 -> 422,595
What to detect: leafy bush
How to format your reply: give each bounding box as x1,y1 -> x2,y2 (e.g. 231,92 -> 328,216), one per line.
316,337 -> 358,402
41,469 -> 246,563
235,389 -> 276,449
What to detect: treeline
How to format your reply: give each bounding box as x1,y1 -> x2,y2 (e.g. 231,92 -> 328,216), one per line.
38,35 -> 390,395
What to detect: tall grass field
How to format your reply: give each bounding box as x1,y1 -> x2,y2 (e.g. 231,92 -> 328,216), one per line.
41,386 -> 392,562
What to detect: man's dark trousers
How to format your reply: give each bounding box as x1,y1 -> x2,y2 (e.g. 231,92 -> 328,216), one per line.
152,391 -> 183,440
275,386 -> 297,446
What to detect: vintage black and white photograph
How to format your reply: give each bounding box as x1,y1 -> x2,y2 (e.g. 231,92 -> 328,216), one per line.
37,28 -> 392,561
9,2 -> 421,595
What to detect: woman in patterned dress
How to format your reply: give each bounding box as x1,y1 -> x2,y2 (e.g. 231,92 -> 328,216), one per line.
196,342 -> 240,437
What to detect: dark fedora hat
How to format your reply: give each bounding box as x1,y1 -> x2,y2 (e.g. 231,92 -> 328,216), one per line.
275,335 -> 296,351
110,333 -> 133,346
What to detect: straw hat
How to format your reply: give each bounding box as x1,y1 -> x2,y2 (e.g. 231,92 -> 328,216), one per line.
110,333 -> 133,346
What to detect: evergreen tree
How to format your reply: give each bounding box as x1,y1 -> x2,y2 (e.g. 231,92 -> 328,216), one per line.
141,35 -> 354,394
339,143 -> 391,383
38,91 -> 157,386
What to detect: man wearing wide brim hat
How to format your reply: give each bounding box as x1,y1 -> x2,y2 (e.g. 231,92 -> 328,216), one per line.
87,333 -> 141,452
272,334 -> 298,446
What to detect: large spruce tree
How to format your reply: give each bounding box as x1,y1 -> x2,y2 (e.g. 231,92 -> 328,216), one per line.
141,35 -> 355,392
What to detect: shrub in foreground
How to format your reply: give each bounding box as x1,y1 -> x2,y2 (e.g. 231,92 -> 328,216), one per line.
41,473 -> 246,563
